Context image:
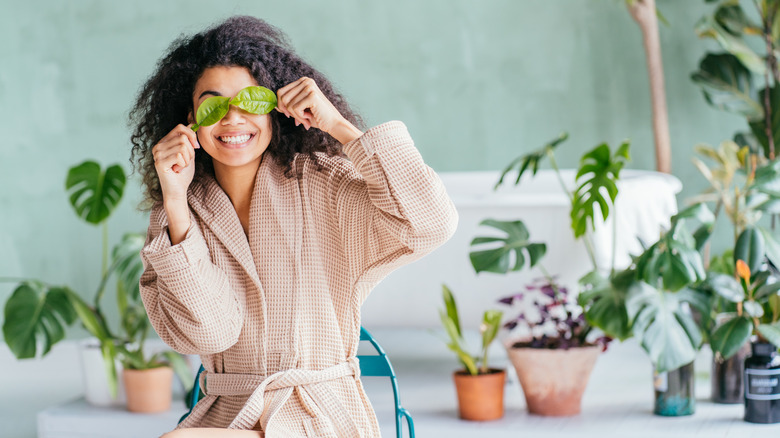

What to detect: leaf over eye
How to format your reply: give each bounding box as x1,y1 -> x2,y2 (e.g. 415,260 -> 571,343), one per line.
230,86 -> 277,115
193,96 -> 230,131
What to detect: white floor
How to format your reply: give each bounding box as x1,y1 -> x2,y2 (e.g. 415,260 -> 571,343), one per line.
3,330 -> 780,438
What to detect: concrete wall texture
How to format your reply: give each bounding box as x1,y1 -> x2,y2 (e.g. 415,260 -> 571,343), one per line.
0,1 -> 746,333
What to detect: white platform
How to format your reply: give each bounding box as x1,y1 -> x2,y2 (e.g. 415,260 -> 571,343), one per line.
9,331 -> 780,438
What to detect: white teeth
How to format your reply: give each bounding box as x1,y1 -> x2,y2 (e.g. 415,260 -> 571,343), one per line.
219,134 -> 251,144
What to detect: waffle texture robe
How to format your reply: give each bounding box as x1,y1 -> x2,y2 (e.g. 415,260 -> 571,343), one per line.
140,121 -> 458,437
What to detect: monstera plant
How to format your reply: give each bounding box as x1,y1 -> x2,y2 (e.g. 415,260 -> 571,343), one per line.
2,161 -> 145,397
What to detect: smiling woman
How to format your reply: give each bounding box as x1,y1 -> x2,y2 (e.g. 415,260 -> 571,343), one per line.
127,15 -> 457,438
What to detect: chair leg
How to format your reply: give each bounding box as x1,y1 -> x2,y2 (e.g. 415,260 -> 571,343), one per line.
398,408 -> 415,438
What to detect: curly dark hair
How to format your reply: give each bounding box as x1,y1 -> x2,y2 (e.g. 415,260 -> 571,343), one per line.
129,16 -> 364,209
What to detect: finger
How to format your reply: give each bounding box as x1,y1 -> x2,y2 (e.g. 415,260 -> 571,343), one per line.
172,164 -> 182,174
177,124 -> 200,149
288,93 -> 316,129
277,77 -> 309,117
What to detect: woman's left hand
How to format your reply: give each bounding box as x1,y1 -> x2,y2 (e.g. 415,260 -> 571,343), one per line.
276,77 -> 362,144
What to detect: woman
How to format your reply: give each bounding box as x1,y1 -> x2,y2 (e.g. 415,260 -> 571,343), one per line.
130,16 -> 457,437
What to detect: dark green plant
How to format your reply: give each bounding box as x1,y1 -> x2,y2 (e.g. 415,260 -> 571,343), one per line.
2,161 -> 191,396
439,285 -> 502,376
191,85 -> 277,131
691,0 -> 780,159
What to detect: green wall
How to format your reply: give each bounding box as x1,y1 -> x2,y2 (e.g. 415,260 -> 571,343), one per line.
0,0 -> 745,333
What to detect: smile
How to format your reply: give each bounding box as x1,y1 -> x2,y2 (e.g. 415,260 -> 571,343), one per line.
217,133 -> 255,148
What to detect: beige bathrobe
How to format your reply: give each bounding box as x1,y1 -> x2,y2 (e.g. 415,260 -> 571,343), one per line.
140,121 -> 458,437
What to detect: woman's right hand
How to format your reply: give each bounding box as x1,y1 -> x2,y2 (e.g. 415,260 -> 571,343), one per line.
152,124 -> 199,244
152,124 -> 200,202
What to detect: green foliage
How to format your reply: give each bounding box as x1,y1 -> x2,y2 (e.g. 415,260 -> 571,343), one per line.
65,161 -> 126,225
469,220 -> 546,274
439,285 -> 502,376
494,132 -> 568,189
571,142 -> 630,239
577,270 -> 633,341
691,53 -> 762,120
191,85 -> 278,131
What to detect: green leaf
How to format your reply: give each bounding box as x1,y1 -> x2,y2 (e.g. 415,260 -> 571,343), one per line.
735,227 -> 765,274
744,300 -> 765,317
229,86 -> 277,115
714,4 -> 762,36
2,283 -> 77,359
494,132 -> 568,190
755,279 -> 780,300
571,141 -> 630,238
441,285 -> 462,338
691,53 -> 762,120
161,351 -> 194,392
626,283 -> 701,372
65,289 -> 110,340
758,322 -> 780,348
481,310 -> 502,351
65,162 -> 126,225
578,270 -> 633,341
710,316 -> 753,359
749,87 -> 780,159
707,273 -> 745,302
112,232 -> 145,303
100,340 -> 119,398
695,15 -> 766,74
193,95 -> 230,131
469,219 -> 546,274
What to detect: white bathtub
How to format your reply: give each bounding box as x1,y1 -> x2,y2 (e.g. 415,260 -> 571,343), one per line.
361,169 -> 682,329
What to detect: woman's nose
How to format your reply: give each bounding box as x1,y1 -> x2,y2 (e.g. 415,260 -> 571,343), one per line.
221,105 -> 246,124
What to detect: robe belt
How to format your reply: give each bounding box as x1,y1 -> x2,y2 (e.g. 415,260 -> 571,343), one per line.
200,357 -> 362,435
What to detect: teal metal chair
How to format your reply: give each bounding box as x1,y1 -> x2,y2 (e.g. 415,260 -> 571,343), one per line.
179,327 -> 415,438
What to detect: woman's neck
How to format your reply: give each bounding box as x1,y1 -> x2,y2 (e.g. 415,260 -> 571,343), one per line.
213,158 -> 262,232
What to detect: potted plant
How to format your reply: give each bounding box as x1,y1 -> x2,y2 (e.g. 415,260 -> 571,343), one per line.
2,160 -> 191,409
690,140 -> 780,402
469,136 -> 629,415
496,274 -> 609,416
439,284 -> 504,421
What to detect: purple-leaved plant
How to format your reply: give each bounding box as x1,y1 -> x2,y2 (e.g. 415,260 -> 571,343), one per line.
500,276 -> 611,350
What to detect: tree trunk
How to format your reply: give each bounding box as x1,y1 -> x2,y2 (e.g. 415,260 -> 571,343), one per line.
628,0 -> 672,174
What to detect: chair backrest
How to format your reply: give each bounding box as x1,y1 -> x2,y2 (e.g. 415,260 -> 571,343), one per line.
179,327 -> 414,438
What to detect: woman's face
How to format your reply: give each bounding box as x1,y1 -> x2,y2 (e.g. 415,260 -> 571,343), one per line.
191,66 -> 273,175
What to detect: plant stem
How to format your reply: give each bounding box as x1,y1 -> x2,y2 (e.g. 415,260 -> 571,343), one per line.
102,222 -> 109,279
762,2 -> 777,159
547,149 -> 600,271
611,203 -> 618,276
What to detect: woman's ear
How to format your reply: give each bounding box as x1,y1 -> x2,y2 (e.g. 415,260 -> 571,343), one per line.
187,111 -> 194,124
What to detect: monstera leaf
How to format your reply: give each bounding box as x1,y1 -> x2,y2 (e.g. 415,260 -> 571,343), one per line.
570,141 -> 630,238
494,132 -> 568,190
691,53 -> 762,120
578,270 -> 634,341
469,219 -> 546,274
2,282 -> 77,359
65,161 -> 126,225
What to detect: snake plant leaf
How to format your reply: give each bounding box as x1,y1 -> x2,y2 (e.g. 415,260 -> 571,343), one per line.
192,95 -> 230,131
758,322 -> 780,348
707,272 -> 745,302
494,132 -> 568,190
570,141 -> 629,239
469,219 -> 546,274
710,316 -> 753,359
229,86 -> 277,115
626,282 -> 702,372
749,86 -> 780,158
65,161 -> 126,225
696,14 -> 766,74
440,310 -> 477,375
691,53 -> 762,120
2,283 -> 77,359
735,227 -> 765,274
577,270 -> 633,341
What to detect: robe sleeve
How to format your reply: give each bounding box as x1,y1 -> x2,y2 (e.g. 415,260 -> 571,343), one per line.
335,121 -> 458,299
139,205 -> 245,355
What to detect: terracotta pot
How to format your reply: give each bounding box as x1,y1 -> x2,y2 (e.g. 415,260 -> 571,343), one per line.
123,366 -> 173,413
452,368 -> 505,421
507,345 -> 600,416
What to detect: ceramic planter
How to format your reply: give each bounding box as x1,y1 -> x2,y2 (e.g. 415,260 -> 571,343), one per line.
653,362 -> 694,416
452,368 -> 505,421
506,345 -> 600,416
77,338 -> 125,407
123,366 -> 174,413
712,343 -> 750,404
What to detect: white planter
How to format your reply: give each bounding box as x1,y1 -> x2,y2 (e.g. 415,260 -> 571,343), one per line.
77,338 -> 126,407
